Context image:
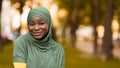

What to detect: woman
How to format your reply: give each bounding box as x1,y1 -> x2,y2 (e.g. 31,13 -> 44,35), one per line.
13,6 -> 64,68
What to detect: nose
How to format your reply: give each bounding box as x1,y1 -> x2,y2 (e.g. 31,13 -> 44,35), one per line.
35,24 -> 39,30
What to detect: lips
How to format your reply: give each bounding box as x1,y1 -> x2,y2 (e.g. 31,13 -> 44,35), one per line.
33,32 -> 42,36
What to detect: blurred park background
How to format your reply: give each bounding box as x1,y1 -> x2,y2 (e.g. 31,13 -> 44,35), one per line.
0,0 -> 120,68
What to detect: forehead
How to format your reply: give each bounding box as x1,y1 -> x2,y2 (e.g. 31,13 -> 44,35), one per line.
29,17 -> 46,22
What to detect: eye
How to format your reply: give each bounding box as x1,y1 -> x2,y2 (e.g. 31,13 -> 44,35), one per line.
29,22 -> 35,26
38,21 -> 46,26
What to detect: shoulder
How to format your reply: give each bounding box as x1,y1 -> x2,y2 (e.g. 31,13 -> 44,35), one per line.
14,34 -> 28,46
53,40 -> 64,52
15,35 -> 23,42
13,34 -> 29,52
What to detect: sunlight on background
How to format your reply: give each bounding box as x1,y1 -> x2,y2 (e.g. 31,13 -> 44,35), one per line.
2,0 -> 119,55
112,16 -> 119,40
21,0 -> 31,35
97,25 -> 105,39
58,9 -> 68,18
49,4 -> 59,27
96,25 -> 104,48
1,0 -> 120,68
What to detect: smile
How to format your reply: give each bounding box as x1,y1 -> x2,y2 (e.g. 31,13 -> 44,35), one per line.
33,32 -> 42,35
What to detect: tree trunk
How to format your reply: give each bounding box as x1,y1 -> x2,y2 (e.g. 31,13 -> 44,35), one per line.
18,0 -> 24,36
101,0 -> 114,61
70,0 -> 80,46
62,22 -> 67,44
61,13 -> 71,44
0,0 -> 3,52
93,0 -> 100,55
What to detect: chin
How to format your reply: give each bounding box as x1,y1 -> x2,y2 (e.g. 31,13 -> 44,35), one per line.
34,36 -> 42,40
34,37 -> 41,39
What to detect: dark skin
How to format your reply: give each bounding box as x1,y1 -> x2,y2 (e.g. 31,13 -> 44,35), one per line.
28,17 -> 49,40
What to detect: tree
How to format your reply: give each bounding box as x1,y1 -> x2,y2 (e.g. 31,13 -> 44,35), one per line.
70,0 -> 81,46
93,0 -> 100,55
55,0 -> 81,45
0,0 -> 3,52
55,0 -> 74,44
101,0 -> 114,61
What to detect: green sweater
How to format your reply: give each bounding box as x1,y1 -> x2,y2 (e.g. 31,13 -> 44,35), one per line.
13,33 -> 64,68
13,6 -> 64,68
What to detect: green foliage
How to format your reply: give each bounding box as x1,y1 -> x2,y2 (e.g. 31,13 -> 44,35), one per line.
55,0 -> 74,11
55,0 -> 94,26
115,0 -> 120,22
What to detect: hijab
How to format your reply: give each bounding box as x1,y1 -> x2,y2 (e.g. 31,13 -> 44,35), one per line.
26,6 -> 55,52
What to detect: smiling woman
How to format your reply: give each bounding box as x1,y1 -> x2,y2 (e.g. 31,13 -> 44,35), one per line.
13,6 -> 65,68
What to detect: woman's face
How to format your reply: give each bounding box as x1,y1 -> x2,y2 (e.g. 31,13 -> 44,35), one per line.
28,17 -> 49,40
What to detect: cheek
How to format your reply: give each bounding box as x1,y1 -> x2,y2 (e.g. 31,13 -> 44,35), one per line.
45,25 -> 49,32
28,26 -> 33,31
41,23 -> 49,29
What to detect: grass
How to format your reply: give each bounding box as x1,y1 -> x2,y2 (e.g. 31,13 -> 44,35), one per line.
0,43 -> 14,68
64,45 -> 120,68
0,42 -> 120,68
